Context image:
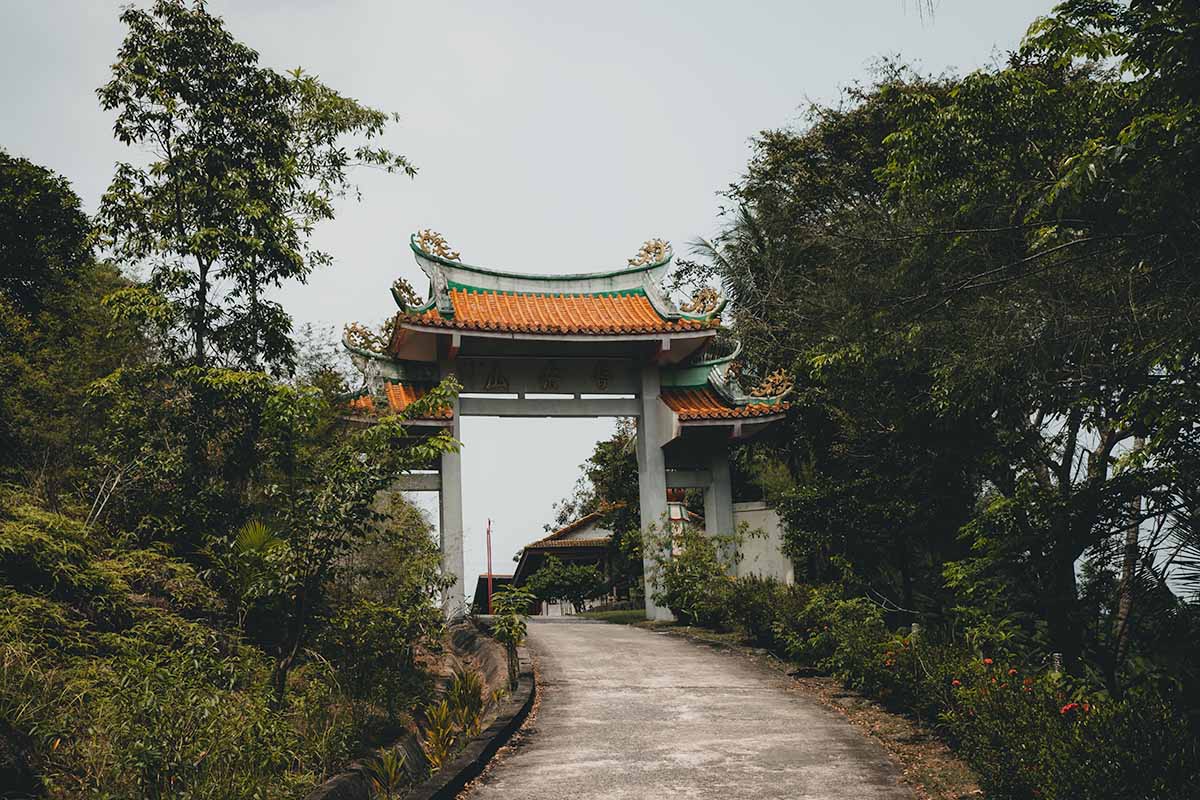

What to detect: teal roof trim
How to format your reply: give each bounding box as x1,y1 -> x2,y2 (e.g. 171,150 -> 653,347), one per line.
445,280 -> 648,298
409,234 -> 671,282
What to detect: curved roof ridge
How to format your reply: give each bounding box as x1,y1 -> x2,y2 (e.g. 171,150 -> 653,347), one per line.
410,234 -> 672,287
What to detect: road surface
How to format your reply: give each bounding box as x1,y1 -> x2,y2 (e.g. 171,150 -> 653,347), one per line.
465,618 -> 912,799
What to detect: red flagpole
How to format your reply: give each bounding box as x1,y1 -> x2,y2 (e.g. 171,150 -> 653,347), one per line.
486,518 -> 494,614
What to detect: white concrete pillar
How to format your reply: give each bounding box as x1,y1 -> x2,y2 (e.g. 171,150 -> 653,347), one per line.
636,364 -> 672,621
704,446 -> 736,571
439,393 -> 465,619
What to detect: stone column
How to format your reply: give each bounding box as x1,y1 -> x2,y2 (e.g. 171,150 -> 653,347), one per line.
704,446 -> 736,573
439,390 -> 465,619
636,364 -> 672,621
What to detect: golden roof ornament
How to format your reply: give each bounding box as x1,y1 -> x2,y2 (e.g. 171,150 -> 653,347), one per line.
343,320 -> 390,354
416,229 -> 461,261
753,368 -> 794,398
392,277 -> 422,308
628,238 -> 669,267
680,286 -> 721,314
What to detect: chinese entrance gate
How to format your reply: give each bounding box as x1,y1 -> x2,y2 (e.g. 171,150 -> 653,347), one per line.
344,232 -> 789,620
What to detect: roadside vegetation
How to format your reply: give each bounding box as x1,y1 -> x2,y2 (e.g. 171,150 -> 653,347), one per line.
561,3 -> 1200,798
1,2 -> 459,797
4,1 -> 1200,798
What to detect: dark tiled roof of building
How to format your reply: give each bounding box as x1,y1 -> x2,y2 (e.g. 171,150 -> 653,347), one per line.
524,510 -> 612,550
525,537 -> 612,550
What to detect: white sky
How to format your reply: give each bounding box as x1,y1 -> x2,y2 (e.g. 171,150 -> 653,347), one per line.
1,0 -> 1057,600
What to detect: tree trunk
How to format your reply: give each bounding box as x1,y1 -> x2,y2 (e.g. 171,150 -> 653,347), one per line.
506,643 -> 519,691
193,257 -> 211,366
1113,437 -> 1145,669
1044,544 -> 1083,671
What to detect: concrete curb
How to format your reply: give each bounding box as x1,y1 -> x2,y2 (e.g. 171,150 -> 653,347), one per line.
406,644 -> 536,800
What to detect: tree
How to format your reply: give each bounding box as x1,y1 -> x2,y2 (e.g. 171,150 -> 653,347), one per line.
237,378 -> 460,707
525,557 -> 607,614
96,0 -> 414,373
697,35 -> 1200,677
0,150 -> 92,315
491,585 -> 535,690
0,150 -> 143,495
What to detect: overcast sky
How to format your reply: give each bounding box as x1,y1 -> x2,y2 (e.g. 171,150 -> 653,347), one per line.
2,0 -> 1056,600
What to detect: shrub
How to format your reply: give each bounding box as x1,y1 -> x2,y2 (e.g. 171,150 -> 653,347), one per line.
446,667 -> 485,737
703,578 -> 1200,799
525,556 -> 607,613
649,524 -> 736,627
727,575 -> 782,646
318,598 -> 435,722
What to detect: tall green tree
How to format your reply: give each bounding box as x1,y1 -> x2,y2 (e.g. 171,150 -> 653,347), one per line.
96,0 -> 413,372
0,150 -> 91,315
0,150 -> 141,495
699,25 -> 1200,676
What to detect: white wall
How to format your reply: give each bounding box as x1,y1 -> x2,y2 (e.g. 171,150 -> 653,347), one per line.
733,501 -> 794,584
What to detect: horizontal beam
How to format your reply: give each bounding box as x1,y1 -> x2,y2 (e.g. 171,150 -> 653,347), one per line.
458,396 -> 641,418
393,472 -> 441,492
666,469 -> 712,489
449,356 -> 640,396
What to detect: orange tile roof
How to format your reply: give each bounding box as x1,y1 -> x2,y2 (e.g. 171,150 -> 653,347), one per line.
346,383 -> 453,420
661,388 -> 789,421
400,288 -> 717,335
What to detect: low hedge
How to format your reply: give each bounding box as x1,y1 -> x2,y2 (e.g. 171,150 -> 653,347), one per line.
718,576 -> 1198,800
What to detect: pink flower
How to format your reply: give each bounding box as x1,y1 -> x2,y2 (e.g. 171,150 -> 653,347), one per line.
951,679 -> 962,687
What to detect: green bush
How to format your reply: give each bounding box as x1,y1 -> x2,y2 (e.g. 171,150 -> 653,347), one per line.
711,579 -> 1200,799
0,491 -> 410,797
318,598 -> 434,722
726,575 -> 782,646
649,524 -> 736,627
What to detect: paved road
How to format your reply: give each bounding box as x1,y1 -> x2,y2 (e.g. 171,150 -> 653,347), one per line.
466,618 -> 912,799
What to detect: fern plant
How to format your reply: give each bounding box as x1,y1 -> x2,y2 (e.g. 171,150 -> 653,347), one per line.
446,668 -> 484,736
421,699 -> 457,771
362,748 -> 407,800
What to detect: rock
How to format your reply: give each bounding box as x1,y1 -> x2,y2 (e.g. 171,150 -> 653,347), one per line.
0,720 -> 40,799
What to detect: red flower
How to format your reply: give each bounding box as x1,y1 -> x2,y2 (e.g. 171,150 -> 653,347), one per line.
951,679 -> 962,687
1008,668 -> 1018,676
983,657 -> 994,666
1060,702 -> 1080,716
1081,702 -> 1091,714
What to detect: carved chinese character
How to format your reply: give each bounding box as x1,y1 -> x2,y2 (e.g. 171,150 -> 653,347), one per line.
484,364 -> 509,392
540,362 -> 563,392
593,361 -> 611,390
